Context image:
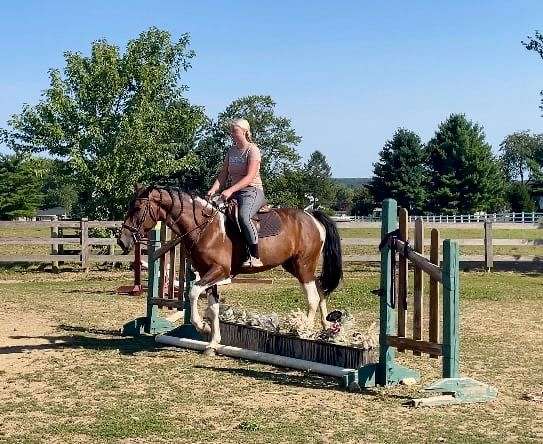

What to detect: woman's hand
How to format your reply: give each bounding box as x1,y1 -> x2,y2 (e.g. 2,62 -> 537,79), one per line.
220,188 -> 234,201
206,189 -> 216,198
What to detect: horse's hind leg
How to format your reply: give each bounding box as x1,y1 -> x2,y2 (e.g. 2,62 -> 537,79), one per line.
301,280 -> 320,328
316,282 -> 330,330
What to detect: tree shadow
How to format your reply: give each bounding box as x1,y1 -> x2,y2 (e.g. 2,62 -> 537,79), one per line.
1,324 -> 159,355
193,364 -> 379,395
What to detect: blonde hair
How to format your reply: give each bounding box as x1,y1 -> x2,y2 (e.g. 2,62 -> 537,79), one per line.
230,118 -> 253,143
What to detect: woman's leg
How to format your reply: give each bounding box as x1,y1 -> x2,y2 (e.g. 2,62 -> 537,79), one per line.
235,187 -> 266,265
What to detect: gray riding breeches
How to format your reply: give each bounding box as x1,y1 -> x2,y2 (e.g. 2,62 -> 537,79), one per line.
233,187 -> 266,245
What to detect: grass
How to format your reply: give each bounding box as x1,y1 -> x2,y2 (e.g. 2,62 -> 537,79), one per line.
0,267 -> 542,443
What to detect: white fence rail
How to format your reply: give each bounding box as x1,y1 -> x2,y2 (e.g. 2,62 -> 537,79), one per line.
348,212 -> 543,224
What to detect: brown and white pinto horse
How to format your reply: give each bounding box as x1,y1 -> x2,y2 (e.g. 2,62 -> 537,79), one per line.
117,185 -> 343,352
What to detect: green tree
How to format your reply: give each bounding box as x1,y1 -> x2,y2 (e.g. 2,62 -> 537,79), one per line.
201,95 -> 302,205
523,31 -> 543,114
303,151 -> 336,209
350,186 -> 375,216
499,131 -> 543,183
426,114 -> 506,214
332,183 -> 355,212
370,128 -> 427,213
0,154 -> 45,219
3,27 -> 206,219
507,182 -> 535,212
40,159 -> 78,215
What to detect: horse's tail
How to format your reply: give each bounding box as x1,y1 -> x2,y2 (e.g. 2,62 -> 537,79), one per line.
311,210 -> 343,295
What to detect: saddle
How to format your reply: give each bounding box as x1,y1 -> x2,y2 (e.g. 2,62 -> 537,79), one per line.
225,199 -> 282,238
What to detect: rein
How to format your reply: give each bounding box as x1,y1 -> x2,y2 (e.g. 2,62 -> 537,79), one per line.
144,190 -> 224,261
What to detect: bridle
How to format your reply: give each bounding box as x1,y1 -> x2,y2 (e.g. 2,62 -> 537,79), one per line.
121,197 -> 154,243
121,189 -> 225,250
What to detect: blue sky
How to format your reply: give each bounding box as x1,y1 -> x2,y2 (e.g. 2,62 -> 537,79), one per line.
1,1 -> 542,176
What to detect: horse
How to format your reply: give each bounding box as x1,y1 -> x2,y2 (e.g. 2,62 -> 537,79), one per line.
117,185 -> 343,354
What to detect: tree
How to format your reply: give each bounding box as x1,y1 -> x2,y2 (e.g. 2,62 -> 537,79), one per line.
499,131 -> 543,183
200,95 -> 303,205
523,31 -> 543,115
370,128 -> 427,213
0,154 -> 45,219
507,182 -> 535,212
40,159 -> 78,215
3,27 -> 206,219
332,183 -> 355,212
302,151 -> 336,208
426,114 -> 506,214
350,186 -> 375,216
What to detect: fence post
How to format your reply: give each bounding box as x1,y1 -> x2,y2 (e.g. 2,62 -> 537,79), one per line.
51,216 -> 59,273
442,239 -> 460,379
398,208 -> 408,347
377,198 -> 397,386
413,218 -> 424,356
429,228 -> 440,358
80,218 -> 89,272
484,221 -> 493,271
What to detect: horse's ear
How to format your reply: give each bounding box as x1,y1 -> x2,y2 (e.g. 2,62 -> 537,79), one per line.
134,183 -> 144,194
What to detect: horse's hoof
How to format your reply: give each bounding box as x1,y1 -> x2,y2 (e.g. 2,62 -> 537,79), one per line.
202,347 -> 216,357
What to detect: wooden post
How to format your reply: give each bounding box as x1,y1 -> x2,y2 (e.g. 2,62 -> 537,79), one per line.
429,228 -> 440,358
484,221 -> 493,271
80,218 -> 89,272
413,218 -> 424,356
146,225 -> 161,333
378,199 -> 397,385
157,224 -> 169,306
51,216 -> 59,273
398,208 -> 408,347
442,239 -> 460,378
167,244 -> 178,309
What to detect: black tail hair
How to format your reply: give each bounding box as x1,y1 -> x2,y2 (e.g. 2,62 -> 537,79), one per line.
311,210 -> 343,295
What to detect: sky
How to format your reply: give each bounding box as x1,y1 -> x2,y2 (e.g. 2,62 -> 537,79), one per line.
1,1 -> 543,177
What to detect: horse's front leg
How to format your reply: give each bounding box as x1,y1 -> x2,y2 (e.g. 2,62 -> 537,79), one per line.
204,285 -> 221,355
188,265 -> 226,342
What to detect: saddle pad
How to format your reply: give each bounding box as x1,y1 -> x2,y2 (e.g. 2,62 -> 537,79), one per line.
253,210 -> 281,238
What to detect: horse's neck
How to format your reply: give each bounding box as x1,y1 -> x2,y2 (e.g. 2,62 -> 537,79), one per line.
161,196 -> 205,237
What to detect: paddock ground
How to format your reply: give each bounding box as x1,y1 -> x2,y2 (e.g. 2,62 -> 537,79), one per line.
0,267 -> 542,443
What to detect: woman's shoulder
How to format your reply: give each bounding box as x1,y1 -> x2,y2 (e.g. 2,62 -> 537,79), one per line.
247,143 -> 261,155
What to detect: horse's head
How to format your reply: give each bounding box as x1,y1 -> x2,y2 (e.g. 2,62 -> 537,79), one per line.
117,185 -> 162,254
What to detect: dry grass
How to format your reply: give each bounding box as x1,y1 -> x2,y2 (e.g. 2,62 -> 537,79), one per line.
0,267 -> 542,443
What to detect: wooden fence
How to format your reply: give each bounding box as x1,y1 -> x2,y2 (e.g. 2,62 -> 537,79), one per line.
340,220 -> 542,267
0,217 -> 541,269
0,218 -> 130,270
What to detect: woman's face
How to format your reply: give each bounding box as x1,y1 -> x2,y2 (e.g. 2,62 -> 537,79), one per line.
230,125 -> 247,145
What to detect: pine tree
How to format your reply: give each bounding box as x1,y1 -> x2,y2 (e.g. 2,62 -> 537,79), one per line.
0,154 -> 45,219
370,128 -> 427,213
303,151 -> 336,208
426,114 -> 506,214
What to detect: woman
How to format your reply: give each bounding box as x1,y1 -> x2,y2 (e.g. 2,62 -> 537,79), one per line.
206,118 -> 265,267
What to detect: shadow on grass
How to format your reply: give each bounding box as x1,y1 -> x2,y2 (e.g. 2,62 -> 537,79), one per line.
193,364 -> 380,395
2,324 -> 159,355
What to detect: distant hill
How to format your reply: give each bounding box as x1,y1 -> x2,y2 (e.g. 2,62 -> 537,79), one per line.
333,178 -> 371,188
